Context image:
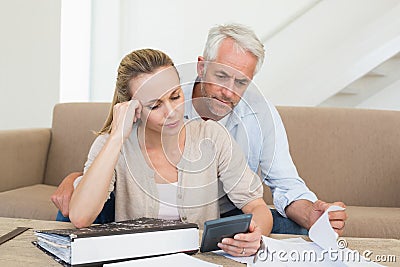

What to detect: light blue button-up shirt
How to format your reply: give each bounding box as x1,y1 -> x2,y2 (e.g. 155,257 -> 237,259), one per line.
182,82 -> 318,217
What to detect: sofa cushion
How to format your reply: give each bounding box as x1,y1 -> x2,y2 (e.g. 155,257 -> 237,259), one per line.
44,103 -> 110,186
277,107 -> 400,207
0,128 -> 50,192
344,206 -> 400,239
0,184 -> 58,220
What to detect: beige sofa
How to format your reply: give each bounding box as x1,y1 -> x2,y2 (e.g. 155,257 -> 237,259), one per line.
0,103 -> 399,239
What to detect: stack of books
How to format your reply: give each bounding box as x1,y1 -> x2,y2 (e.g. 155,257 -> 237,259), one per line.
33,217 -> 199,266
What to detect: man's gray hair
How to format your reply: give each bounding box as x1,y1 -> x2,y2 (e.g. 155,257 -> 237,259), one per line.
203,24 -> 265,74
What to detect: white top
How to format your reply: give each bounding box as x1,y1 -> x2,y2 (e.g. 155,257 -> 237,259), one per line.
156,182 -> 180,220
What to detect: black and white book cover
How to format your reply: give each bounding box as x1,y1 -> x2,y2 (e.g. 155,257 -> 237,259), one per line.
33,217 -> 199,266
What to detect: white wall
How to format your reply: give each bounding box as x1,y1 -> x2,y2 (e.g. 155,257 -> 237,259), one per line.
2,0 -> 400,131
358,79 -> 400,110
89,0 -> 400,110
256,0 -> 400,107
89,0 -> 319,102
59,0 -> 91,102
0,0 -> 61,130
1,0 -> 320,130
89,0 -> 121,101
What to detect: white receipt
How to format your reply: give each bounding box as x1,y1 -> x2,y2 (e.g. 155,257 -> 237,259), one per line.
213,206 -> 383,267
309,205 -> 344,250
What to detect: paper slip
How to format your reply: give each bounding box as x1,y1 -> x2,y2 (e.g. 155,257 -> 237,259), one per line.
103,253 -> 222,267
213,250 -> 253,264
309,205 -> 343,250
214,206 -> 383,266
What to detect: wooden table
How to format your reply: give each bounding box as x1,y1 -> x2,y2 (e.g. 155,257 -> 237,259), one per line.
1,217 -> 399,266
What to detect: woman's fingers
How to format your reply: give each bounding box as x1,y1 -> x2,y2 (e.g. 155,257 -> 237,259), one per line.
111,100 -> 142,139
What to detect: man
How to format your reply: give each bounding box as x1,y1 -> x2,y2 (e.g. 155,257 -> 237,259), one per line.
52,24 -> 347,238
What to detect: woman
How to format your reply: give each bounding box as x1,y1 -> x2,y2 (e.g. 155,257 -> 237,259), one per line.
69,49 -> 272,256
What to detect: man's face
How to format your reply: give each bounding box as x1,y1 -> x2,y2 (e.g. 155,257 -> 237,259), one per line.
198,38 -> 258,117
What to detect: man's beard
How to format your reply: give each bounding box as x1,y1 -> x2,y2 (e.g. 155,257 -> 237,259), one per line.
200,83 -> 234,118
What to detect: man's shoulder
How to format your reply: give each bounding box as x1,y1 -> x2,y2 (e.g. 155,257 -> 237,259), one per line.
234,89 -> 277,122
241,88 -> 274,111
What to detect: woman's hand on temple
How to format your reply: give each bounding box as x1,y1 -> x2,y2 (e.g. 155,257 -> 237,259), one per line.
111,100 -> 142,140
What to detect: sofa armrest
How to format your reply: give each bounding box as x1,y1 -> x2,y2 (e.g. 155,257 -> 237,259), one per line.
0,128 -> 51,192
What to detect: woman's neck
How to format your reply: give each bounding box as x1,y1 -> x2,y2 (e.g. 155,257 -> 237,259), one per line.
138,123 -> 185,156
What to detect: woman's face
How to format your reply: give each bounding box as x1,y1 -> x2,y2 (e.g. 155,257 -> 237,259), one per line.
130,66 -> 185,136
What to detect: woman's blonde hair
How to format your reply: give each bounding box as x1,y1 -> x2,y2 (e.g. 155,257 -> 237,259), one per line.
99,49 -> 175,134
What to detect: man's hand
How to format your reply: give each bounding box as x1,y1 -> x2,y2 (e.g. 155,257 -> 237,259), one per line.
309,200 -> 347,236
286,199 -> 348,236
217,220 -> 262,256
50,172 -> 83,217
